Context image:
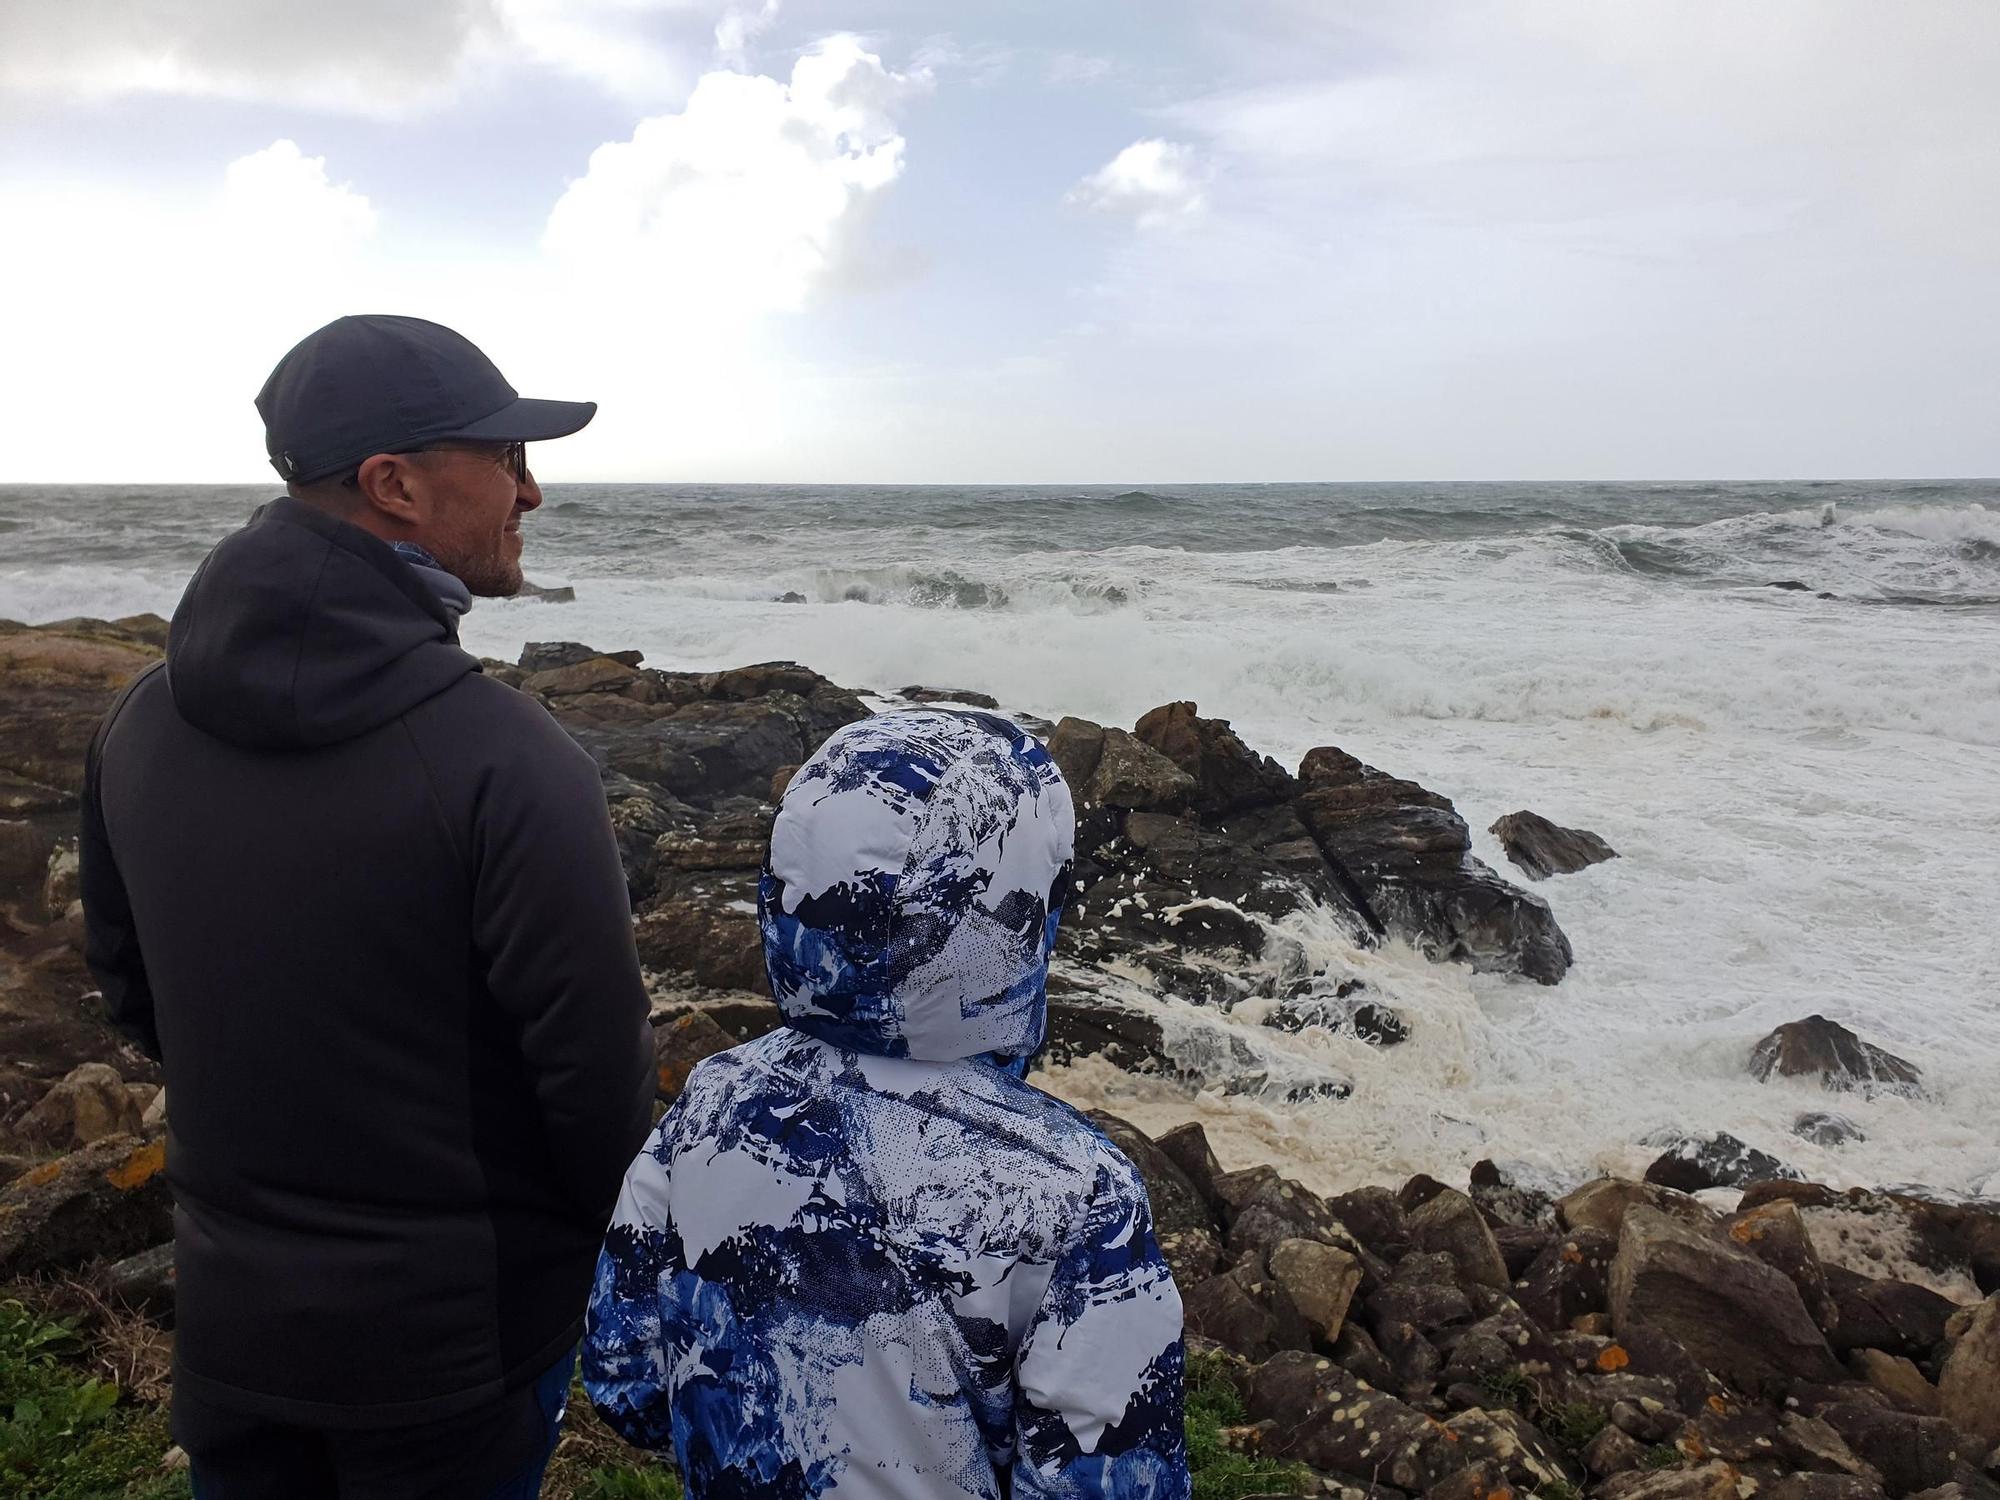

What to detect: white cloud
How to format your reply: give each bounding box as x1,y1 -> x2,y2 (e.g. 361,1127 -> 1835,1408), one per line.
1068,139 -> 1206,229
543,35 -> 919,320
714,0 -> 782,67
221,141 -> 377,243
0,0 -> 500,116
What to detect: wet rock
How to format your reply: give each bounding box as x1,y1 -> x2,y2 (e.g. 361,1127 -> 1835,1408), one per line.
1816,1403 -> 1988,1498
648,996 -> 783,1044
653,1012 -> 740,1099
898,685 -> 1000,709
1044,717 -> 1196,813
42,839 -> 79,918
1750,1017 -> 1924,1098
1042,988 -> 1353,1103
1585,1424 -> 1648,1478
652,802 -> 774,873
1407,1188 -> 1512,1291
1153,1121 -> 1227,1222
1609,1205 -> 1844,1391
1764,1479 -> 1888,1500
1332,1320 -> 1398,1389
1721,1198 -> 1839,1332
15,1062 -> 145,1149
1266,984 -> 1411,1046
1440,1406 -> 1574,1491
519,641 -> 627,672
1088,1111 -> 1225,1288
1494,1225 -> 1556,1281
1132,702 -> 1298,816
1439,1308 -> 1565,1392
1488,810 -> 1618,880
0,620 -> 162,797
1743,1185 -> 1996,1303
1518,1228 -> 1618,1332
0,1134 -> 173,1277
1228,1176 -> 1384,1283
1797,1112 -> 1868,1148
1937,1292 -> 1999,1442
1267,1237 -> 1363,1344
514,579 -> 574,602
1849,1351 -> 1942,1417
1369,1253 -> 1475,1334
1643,1131 -> 1800,1193
1427,1457 -> 1517,1500
1328,1186 -> 1410,1261
1558,1179 -> 1718,1239
524,655 -> 642,699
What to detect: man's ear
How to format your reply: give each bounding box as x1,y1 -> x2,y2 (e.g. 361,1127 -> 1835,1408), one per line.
352,453 -> 424,529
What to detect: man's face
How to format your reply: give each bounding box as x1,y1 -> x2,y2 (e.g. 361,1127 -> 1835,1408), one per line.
406,442 -> 542,597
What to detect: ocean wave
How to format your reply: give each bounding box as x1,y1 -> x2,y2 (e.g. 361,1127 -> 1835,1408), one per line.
794,564 -> 1137,613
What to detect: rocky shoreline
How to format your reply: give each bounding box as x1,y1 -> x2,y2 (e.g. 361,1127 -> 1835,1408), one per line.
2,615 -> 1995,1498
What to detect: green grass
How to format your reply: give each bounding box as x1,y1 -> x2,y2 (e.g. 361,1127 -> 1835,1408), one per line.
1479,1365 -> 1532,1410
1184,1350 -> 1315,1500
1543,1400 -> 1609,1453
0,1300 -> 189,1500
1533,1482 -> 1583,1500
1639,1444 -> 1686,1471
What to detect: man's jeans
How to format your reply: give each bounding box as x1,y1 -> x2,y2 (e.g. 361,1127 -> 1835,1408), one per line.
183,1347 -> 578,1500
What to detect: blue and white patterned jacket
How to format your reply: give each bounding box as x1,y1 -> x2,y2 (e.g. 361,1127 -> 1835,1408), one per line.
583,709 -> 1189,1499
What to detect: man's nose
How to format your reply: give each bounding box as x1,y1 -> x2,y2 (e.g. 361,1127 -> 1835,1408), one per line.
517,467 -> 544,512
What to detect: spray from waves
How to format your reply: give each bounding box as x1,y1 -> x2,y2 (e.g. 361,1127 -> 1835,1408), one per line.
792,563 -> 1139,613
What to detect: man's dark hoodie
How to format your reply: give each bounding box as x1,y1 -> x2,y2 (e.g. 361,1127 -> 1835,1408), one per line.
79,498 -> 656,1428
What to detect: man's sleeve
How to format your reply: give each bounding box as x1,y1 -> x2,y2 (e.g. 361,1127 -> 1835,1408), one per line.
80,676 -> 160,1061
583,1126 -> 682,1454
468,709 -> 657,1222
1012,1156 -> 1190,1500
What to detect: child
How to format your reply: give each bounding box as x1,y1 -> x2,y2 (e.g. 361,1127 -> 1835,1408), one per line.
584,709 -> 1188,1499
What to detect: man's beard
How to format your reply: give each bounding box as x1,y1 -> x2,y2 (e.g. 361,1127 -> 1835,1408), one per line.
437,537 -> 523,598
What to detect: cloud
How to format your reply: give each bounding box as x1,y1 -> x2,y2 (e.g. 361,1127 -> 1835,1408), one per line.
1068,139 -> 1206,229
543,35 -> 919,321
0,0 -> 500,116
714,0 -> 782,67
221,140 -> 377,242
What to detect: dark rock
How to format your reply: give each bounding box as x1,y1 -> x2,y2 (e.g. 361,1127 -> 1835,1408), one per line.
1328,1186 -> 1409,1260
1818,1403 -> 1988,1498
1426,1458 -> 1516,1500
1797,1112 -> 1868,1147
1750,1017 -> 1924,1098
104,1240 -> 176,1320
1764,1478 -> 1888,1500
634,882 -> 765,990
1598,1464 -> 1755,1500
1333,1321 -> 1398,1389
1228,1176 -> 1384,1283
1245,1349 -> 1462,1491
1131,702 -> 1298,815
1609,1205 -> 1844,1391
0,1134 -> 173,1277
1518,1228 -> 1617,1332
652,802 -> 774,872
1849,1350 -> 1942,1416
1494,1225 -> 1556,1281
648,997 -> 783,1045
1488,810 -> 1618,880
1611,1321 -> 1731,1415
776,591 -> 807,604
1267,984 -> 1411,1046
515,579 -> 576,603
1584,1424 -> 1648,1478
1406,1188 -> 1512,1291
898,685 -> 1000,709
1044,717 -> 1195,813
524,655 -> 642,698
1088,1112 -> 1225,1289
519,641 -> 612,672
15,1061 -> 147,1149
1265,1236 -> 1362,1343
1400,1174 -> 1455,1213
1826,1269 -> 1958,1361
1153,1121 -> 1228,1222
1369,1254 -> 1475,1334
1438,1407 -> 1575,1492
1183,1251 -> 1313,1360
1295,747 -> 1572,984
1720,1198 -> 1838,1332
1042,988 -> 1353,1103
1642,1131 -> 1800,1192
1376,1317 -> 1441,1402
1769,580 -> 1814,591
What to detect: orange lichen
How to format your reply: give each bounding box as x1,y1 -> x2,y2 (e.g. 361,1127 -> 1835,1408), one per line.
104,1141 -> 165,1191
21,1160 -> 64,1189
1596,1345 -> 1630,1371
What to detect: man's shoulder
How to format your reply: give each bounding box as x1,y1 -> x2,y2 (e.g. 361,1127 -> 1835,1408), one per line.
407,670 -> 596,764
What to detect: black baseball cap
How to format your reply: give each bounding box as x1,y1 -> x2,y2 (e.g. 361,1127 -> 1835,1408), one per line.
255,314 -> 596,483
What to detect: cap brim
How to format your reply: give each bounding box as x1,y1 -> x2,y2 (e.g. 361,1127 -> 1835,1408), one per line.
442,395 -> 597,444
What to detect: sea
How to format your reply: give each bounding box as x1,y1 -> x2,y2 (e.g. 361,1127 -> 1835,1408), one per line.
4,479 -> 1998,1202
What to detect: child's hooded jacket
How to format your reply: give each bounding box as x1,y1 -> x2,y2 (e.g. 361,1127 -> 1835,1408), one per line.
583,709 -> 1188,1499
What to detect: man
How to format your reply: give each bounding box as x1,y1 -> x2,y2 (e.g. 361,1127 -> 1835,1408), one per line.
79,315 -> 657,1497
583,710 -> 1190,1500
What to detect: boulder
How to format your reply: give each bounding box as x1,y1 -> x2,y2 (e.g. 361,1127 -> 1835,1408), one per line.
1517,1227 -> 1618,1332
1643,1131 -> 1799,1193
0,1134 -> 173,1277
1822,1268 -> 1959,1361
1750,1017 -> 1923,1098
1721,1198 -> 1839,1331
1816,1404 -> 1989,1498
898,685 -> 999,709
1764,1479 -> 1888,1500
104,1241 -> 177,1320
1266,1237 -> 1362,1343
1488,810 -> 1618,880
634,884 -> 765,991
14,1061 -> 145,1149
1937,1292 -> 2000,1442
1153,1121 -> 1227,1222
1295,747 -> 1572,984
1609,1205 -> 1844,1390
1244,1350 -> 1462,1491
1797,1112 -> 1868,1147
1043,717 -> 1197,812
1597,1460 -> 1745,1500
1368,1252 -> 1475,1334
1406,1187 -> 1511,1291
1326,1186 -> 1409,1260
1438,1407 -> 1574,1492
519,641 -> 632,672
1182,1253 -> 1312,1361
523,656 -> 641,699
1130,702 -> 1298,815
1558,1179 -> 1717,1238
1087,1112 -> 1225,1288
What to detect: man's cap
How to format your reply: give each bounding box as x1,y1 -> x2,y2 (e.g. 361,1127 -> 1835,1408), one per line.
255,314 -> 596,483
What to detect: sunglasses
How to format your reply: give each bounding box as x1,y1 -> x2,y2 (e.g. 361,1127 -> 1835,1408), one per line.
340,441 -> 528,488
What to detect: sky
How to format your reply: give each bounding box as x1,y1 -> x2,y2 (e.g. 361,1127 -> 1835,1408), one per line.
2,0 -> 1997,484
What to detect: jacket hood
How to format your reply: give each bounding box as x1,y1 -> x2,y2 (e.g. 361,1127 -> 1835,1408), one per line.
759,709 -> 1076,1063
166,498 -> 479,750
